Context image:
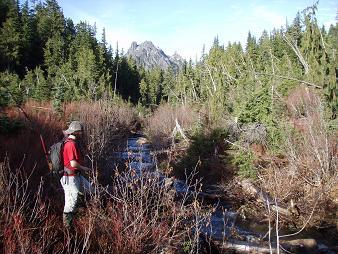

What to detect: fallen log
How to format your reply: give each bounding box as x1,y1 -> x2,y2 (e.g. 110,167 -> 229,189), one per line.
214,239 -> 281,254
240,179 -> 295,219
280,238 -> 317,253
216,239 -> 321,253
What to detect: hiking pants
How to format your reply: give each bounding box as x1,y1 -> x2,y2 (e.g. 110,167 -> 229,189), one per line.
60,175 -> 93,213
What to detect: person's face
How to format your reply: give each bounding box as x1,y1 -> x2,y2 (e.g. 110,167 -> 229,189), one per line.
74,130 -> 83,137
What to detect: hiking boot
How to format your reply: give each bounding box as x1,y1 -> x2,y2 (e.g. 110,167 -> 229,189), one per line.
63,212 -> 74,228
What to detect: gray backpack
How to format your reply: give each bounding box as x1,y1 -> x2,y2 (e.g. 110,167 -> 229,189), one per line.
48,138 -> 67,176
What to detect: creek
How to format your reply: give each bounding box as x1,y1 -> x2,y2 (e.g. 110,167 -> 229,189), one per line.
111,135 -> 336,253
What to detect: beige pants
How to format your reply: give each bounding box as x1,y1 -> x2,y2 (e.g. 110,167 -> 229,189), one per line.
60,175 -> 93,213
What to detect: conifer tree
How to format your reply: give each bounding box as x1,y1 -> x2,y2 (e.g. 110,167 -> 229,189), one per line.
287,11 -> 303,47
20,0 -> 34,71
36,0 -> 65,45
116,57 -> 140,103
0,0 -> 21,72
44,32 -> 65,76
257,30 -> 271,72
64,18 -> 76,59
162,66 -> 176,102
246,31 -> 259,65
25,66 -> 49,101
0,71 -> 22,106
324,23 -> 338,118
0,0 -> 10,26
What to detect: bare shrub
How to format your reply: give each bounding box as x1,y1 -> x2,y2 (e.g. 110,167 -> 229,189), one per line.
0,100 -> 66,190
65,100 -> 136,160
1,99 -> 137,188
197,103 -> 230,131
286,85 -> 319,119
0,100 -> 216,253
0,152 -> 208,253
145,104 -> 198,149
73,167 -> 207,254
259,89 -> 337,227
0,158 -> 61,254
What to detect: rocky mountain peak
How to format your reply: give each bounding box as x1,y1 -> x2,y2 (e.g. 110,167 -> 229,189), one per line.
170,52 -> 184,63
130,41 -> 138,50
142,40 -> 155,48
125,41 -> 184,71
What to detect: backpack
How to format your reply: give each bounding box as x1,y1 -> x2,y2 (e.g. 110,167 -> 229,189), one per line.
48,138 -> 78,177
48,139 -> 66,176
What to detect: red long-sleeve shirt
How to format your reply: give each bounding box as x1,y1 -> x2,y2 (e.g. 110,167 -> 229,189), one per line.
63,138 -> 82,172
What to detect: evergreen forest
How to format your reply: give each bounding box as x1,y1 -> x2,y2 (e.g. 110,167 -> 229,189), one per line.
0,0 -> 337,253
0,0 -> 336,121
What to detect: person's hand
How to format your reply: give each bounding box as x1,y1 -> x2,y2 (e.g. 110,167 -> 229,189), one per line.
83,166 -> 92,172
78,165 -> 91,172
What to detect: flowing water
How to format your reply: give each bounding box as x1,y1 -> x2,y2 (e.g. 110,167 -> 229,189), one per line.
111,136 -> 336,253
112,136 -> 259,242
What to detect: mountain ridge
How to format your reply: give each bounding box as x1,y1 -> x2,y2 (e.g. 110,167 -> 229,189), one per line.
125,41 -> 184,71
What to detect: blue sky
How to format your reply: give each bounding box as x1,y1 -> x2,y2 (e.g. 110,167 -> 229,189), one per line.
57,0 -> 337,59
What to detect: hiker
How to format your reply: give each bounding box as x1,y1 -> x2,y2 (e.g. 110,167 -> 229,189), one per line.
61,121 -> 93,228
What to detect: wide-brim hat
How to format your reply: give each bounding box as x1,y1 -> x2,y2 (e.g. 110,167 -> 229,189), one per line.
64,121 -> 83,135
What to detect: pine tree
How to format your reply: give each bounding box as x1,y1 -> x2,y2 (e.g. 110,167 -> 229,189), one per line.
19,1 -> 33,71
246,31 -> 258,65
0,0 -> 21,71
0,71 -> 23,106
257,30 -> 271,72
52,64 -> 69,113
27,66 -> 49,100
64,18 -> 76,60
95,28 -> 113,99
36,0 -> 65,45
139,78 -> 149,105
116,57 -> 141,103
162,66 -> 176,102
300,3 -> 328,87
287,11 -> 303,47
44,32 -> 65,76
76,45 -> 98,99
68,22 -> 100,99
324,23 -> 338,118
0,0 -> 10,27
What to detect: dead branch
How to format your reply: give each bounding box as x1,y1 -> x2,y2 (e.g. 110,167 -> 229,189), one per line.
283,34 -> 309,74
171,118 -> 188,142
279,194 -> 320,238
255,72 -> 322,89
205,64 -> 217,93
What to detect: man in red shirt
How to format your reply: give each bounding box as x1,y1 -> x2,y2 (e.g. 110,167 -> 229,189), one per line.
61,121 -> 93,228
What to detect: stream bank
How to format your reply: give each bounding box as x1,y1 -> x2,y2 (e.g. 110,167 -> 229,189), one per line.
110,134 -> 337,253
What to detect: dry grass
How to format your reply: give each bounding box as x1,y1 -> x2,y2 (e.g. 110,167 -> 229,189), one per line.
0,100 -> 136,183
65,100 -> 136,159
145,104 -> 199,149
0,158 -> 61,254
77,167 -> 207,254
0,100 -> 208,253
0,156 -> 207,253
